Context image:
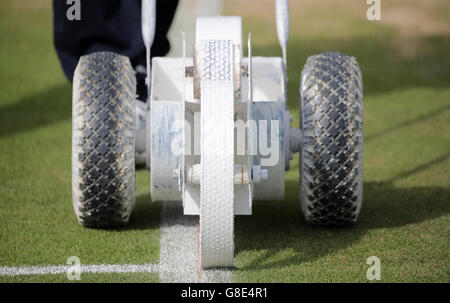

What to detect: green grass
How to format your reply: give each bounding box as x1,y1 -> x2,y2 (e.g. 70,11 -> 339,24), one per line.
1,272 -> 158,283
0,0 -> 449,282
0,1 -> 160,282
231,3 -> 450,282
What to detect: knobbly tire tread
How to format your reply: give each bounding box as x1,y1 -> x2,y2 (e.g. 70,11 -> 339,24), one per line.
300,52 -> 363,227
72,52 -> 136,228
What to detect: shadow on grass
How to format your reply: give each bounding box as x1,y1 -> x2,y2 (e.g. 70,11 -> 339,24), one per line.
0,84 -> 72,138
235,155 -> 450,270
120,194 -> 161,231
365,104 -> 450,142
234,35 -> 450,270
2,35 -> 448,139
251,35 -> 450,110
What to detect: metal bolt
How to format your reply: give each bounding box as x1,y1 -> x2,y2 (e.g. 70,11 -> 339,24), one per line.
252,165 -> 268,183
172,169 -> 180,180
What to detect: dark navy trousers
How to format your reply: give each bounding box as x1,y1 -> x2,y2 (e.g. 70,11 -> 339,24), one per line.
53,0 -> 178,101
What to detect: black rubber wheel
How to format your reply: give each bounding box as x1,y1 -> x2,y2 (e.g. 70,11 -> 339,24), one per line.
299,52 -> 363,227
72,52 -> 136,228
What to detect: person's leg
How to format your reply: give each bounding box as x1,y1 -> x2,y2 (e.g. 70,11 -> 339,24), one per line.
53,0 -> 178,101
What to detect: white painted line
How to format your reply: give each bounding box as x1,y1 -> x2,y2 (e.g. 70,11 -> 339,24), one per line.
1,202 -> 232,282
2,201 -> 232,282
0,263 -> 159,276
162,0 -> 231,282
159,201 -> 232,283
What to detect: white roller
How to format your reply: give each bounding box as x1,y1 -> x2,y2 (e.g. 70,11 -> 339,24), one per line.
199,39 -> 235,268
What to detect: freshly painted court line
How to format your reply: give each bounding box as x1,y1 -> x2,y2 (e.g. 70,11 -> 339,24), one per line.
159,201 -> 232,283
0,263 -> 159,276
1,202 -> 232,282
